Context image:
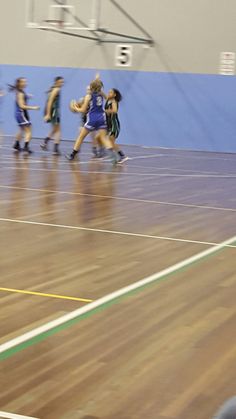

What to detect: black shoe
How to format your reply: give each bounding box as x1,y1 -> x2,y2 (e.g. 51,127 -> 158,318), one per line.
107,150 -> 118,165
23,147 -> 33,154
53,144 -> 61,155
92,146 -> 98,158
98,150 -> 106,158
65,153 -> 75,161
53,149 -> 61,156
40,143 -> 48,151
13,142 -> 22,152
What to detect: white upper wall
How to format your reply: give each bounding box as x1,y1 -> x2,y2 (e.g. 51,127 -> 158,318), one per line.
0,0 -> 236,74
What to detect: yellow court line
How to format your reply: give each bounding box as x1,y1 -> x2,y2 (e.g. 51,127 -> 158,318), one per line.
0,287 -> 93,303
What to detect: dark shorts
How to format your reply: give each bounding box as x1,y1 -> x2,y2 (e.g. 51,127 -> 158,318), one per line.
108,125 -> 120,139
47,108 -> 60,125
16,111 -> 31,127
107,120 -> 120,139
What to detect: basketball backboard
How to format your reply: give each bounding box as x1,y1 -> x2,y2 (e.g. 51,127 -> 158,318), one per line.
26,0 -> 154,45
26,0 -> 90,29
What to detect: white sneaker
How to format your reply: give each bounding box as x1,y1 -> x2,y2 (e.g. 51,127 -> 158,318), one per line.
117,156 -> 129,164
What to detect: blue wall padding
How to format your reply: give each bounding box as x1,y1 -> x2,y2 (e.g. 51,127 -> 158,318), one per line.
0,64 -> 236,152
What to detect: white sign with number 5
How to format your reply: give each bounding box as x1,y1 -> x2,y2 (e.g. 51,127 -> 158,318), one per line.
115,45 -> 133,67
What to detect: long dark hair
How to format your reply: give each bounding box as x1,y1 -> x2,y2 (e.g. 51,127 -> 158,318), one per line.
47,76 -> 64,94
8,78 -> 24,92
113,88 -> 122,103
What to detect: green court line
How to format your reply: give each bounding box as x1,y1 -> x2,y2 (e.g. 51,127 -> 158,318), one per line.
1,238 -> 235,361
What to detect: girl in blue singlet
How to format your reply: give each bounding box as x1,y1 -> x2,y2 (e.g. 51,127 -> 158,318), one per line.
79,85 -> 105,159
66,78 -> 117,163
9,78 -> 39,153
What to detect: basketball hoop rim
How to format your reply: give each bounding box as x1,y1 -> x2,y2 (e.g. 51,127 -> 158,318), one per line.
44,19 -> 65,28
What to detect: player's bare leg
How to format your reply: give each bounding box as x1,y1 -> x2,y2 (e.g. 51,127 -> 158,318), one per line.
13,128 -> 23,151
66,127 -> 90,160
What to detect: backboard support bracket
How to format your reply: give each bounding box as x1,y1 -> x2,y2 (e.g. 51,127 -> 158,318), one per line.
26,0 -> 154,46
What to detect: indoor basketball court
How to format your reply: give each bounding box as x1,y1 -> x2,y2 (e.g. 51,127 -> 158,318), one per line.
0,1 -> 236,419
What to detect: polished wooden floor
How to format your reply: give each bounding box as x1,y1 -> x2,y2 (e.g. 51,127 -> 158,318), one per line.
0,139 -> 236,419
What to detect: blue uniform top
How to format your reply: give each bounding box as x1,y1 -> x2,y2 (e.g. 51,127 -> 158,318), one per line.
88,92 -> 104,115
15,90 -> 29,112
15,90 -> 31,125
84,92 -> 107,131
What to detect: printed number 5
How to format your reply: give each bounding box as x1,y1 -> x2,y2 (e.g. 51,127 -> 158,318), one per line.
116,45 -> 132,67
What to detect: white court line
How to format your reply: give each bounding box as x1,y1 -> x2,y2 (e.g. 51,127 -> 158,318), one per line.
129,153 -> 166,160
0,155 -> 89,165
1,155 -> 232,176
156,154 -> 236,162
2,165 -> 236,178
0,234 -> 235,357
0,144 -> 155,157
0,185 -> 235,213
0,412 -> 39,419
0,217 -> 236,248
1,143 -> 236,161
0,147 -> 236,173
127,164 -> 227,175
128,153 -> 164,159
3,154 -> 235,176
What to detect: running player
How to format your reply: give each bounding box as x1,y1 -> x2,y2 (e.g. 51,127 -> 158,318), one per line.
105,88 -> 128,164
66,78 -> 117,163
41,76 -> 64,155
9,78 -> 39,153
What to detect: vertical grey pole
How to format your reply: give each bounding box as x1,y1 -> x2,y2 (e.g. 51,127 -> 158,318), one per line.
59,0 -> 67,25
90,0 -> 101,30
27,0 -> 35,26
54,0 -> 67,26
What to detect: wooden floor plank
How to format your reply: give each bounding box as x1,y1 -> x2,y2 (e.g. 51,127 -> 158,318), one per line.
1,142 -> 236,419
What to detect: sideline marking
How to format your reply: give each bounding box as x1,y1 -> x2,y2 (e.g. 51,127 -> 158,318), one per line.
1,153 -> 235,176
0,217 -> 236,248
124,153 -> 164,159
0,234 -> 235,360
0,287 -> 92,303
0,185 -> 235,212
2,165 -> 236,178
1,142 -> 236,161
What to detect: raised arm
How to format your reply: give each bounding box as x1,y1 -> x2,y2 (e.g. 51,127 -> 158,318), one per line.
95,73 -> 107,100
100,90 -> 108,101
